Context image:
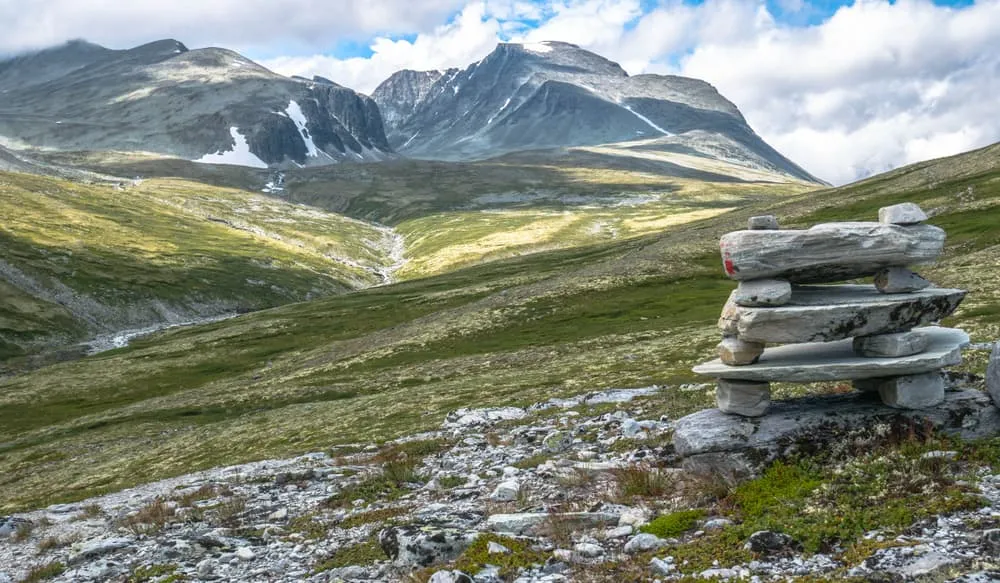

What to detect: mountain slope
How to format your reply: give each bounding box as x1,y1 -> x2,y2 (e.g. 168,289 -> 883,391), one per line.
1,140 -> 996,512
373,42 -> 820,183
0,40 -> 392,166
0,170 -> 403,366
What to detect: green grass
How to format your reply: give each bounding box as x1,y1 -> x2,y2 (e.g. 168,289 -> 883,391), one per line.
312,538 -> 387,573
640,509 -> 706,538
0,171 -> 399,366
1,143 -> 998,513
452,534 -> 549,580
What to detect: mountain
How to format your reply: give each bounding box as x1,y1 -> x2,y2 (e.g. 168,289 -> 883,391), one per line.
373,41 -> 820,183
0,39 -> 392,166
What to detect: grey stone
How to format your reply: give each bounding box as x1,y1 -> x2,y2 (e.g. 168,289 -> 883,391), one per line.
716,379 -> 770,417
673,389 -> 1000,478
720,285 -> 965,344
235,547 -> 255,561
428,570 -> 473,583
542,430 -> 572,453
650,557 -> 677,576
486,512 -> 620,535
694,326 -> 967,383
720,222 -> 944,283
853,330 -> 930,358
624,533 -> 666,554
490,480 -> 520,502
717,337 -> 765,366
744,531 -> 797,555
988,343 -> 1000,408
68,537 -> 133,565
733,279 -> 792,307
487,541 -> 511,554
875,372 -> 946,409
573,542 -> 604,557
879,202 -> 928,225
874,267 -> 931,294
747,215 -> 779,230
378,525 -> 476,567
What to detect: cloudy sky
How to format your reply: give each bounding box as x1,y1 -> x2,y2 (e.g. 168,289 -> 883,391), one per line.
2,0 -> 998,184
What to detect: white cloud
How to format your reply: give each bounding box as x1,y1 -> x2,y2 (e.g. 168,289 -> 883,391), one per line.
263,2 -> 501,94
0,0 -> 467,54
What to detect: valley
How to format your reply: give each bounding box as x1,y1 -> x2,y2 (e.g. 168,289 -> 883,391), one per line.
1,142 -> 997,514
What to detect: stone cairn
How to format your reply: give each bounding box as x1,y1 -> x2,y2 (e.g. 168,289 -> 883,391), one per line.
693,202 -> 969,417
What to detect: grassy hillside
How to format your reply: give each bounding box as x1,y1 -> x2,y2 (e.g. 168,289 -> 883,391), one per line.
1,142 -> 997,512
43,147 -> 815,280
0,171 -> 398,366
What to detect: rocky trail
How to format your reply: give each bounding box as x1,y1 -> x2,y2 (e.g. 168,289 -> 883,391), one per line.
5,379 -> 1000,583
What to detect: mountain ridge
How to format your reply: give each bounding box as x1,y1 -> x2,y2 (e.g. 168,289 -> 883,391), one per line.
0,39 -> 393,167
372,41 -> 821,183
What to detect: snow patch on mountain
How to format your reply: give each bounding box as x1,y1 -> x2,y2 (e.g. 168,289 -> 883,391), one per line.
523,42 -> 554,54
194,127 -> 268,168
285,100 -> 318,158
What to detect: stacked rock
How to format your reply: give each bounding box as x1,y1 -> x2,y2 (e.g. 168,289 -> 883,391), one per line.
693,202 -> 968,417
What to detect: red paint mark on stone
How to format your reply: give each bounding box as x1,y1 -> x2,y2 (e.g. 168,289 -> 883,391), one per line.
724,257 -> 735,275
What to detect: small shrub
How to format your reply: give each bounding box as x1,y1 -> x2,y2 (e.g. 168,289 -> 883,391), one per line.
12,521 -> 34,542
175,484 -> 218,507
74,503 -> 103,521
120,498 -> 175,535
36,536 -> 71,553
21,562 -> 65,583
437,475 -> 465,489
340,506 -> 408,529
312,538 -> 387,573
215,495 -> 247,528
382,459 -> 421,484
127,563 -> 181,583
288,513 -> 328,540
611,464 -> 674,501
513,454 -> 550,470
454,534 -> 548,579
640,509 -> 706,538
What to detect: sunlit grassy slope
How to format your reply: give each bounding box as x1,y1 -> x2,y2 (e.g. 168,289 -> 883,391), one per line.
0,171 -> 397,365
1,142 -> 997,512
48,146 -> 816,280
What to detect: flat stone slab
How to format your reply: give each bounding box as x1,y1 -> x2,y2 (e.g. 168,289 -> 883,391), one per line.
694,326 -> 968,382
719,285 -> 965,344
720,223 -> 945,283
673,389 -> 1000,481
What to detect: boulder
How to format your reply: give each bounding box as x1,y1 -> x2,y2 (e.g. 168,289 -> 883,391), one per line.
720,285 -> 965,344
879,202 -> 928,225
624,533 -> 667,554
719,223 -> 944,283
747,215 -> 779,230
717,337 -> 765,366
869,372 -> 946,409
716,379 -> 770,417
733,279 -> 792,307
693,326 -> 966,383
744,531 -> 798,555
486,512 -> 620,535
673,389 -> 1000,481
874,267 -> 931,294
853,330 -> 930,358
490,480 -> 521,502
988,343 -> 1000,408
378,525 -> 477,568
